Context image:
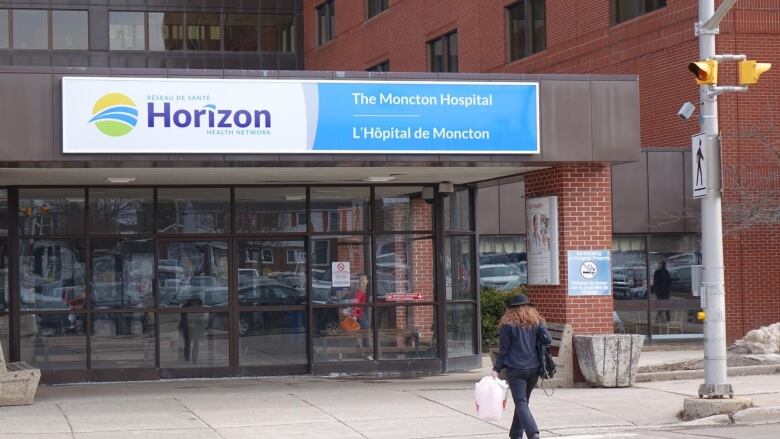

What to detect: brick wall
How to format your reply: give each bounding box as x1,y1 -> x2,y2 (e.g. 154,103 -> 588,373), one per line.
304,0 -> 780,342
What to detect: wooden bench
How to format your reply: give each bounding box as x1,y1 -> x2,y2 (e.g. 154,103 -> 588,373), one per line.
314,328 -> 420,360
0,343 -> 41,406
543,322 -> 573,388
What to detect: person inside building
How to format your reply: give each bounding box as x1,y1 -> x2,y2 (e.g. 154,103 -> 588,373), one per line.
491,294 -> 551,439
652,261 -> 672,322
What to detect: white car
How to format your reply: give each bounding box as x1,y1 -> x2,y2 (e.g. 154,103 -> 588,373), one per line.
480,263 -> 524,291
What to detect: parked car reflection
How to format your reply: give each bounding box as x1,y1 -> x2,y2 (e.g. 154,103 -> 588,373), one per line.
479,263 -> 526,290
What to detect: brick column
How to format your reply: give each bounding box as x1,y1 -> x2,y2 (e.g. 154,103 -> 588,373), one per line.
524,164 -> 614,334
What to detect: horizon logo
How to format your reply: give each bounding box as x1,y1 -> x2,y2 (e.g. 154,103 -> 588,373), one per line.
89,93 -> 139,137
147,102 -> 272,129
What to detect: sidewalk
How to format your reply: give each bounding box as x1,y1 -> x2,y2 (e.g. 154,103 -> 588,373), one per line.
0,362 -> 778,439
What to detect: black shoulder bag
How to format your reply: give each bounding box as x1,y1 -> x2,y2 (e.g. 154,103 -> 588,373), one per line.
536,325 -> 557,396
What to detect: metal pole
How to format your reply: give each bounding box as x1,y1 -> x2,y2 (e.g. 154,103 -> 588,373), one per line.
697,0 -> 733,399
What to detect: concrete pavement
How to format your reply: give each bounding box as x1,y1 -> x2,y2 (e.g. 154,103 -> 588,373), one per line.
0,363 -> 778,438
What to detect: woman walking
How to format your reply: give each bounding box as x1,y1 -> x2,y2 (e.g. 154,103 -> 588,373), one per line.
491,294 -> 551,439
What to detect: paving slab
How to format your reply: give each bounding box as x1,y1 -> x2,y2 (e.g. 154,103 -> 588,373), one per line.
58,398 -> 207,433
75,429 -> 221,439
298,389 -> 457,421
0,435 -> 73,439
217,422 -> 365,439
346,415 -> 507,439
177,393 -> 334,428
0,404 -> 71,434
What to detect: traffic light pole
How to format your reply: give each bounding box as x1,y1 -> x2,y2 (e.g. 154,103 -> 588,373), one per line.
696,0 -> 733,399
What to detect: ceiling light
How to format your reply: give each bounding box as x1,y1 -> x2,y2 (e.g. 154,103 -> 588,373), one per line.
364,176 -> 396,182
105,177 -> 136,184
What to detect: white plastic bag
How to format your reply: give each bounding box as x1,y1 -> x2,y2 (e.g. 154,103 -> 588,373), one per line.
474,375 -> 509,421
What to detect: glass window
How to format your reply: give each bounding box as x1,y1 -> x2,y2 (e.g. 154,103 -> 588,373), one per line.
187,13 -> 221,51
158,241 -> 229,308
313,306 -> 372,362
612,235 -> 647,301
0,315 -> 7,360
446,303 -> 475,357
19,239 -> 86,311
366,0 -> 389,19
317,0 -> 335,45
20,314 -> 86,370
159,313 -> 228,367
91,313 -> 155,368
375,187 -> 432,232
377,305 -> 436,359
448,32 -> 458,73
261,15 -> 296,53
479,236 -> 527,291
613,0 -> 666,24
444,188 -> 472,231
149,12 -> 183,51
157,188 -> 230,234
445,237 -> 474,300
0,189 -> 7,235
0,242 -> 6,312
235,187 -> 306,233
12,10 -> 48,50
52,10 -> 88,50
648,235 -> 701,301
19,189 -> 85,236
91,239 -> 154,309
375,235 -> 434,303
310,187 -> 370,232
310,236 -> 371,305
109,11 -> 145,51
0,10 -> 9,49
367,60 -> 390,72
225,14 -> 257,52
507,0 -> 546,61
238,240 -> 307,305
428,31 -> 457,73
89,188 -> 153,234
239,310 -> 306,365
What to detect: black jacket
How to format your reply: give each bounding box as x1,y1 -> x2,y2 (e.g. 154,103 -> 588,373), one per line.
492,322 -> 552,372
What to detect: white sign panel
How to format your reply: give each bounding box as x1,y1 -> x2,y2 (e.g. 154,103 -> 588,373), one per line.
332,262 -> 351,288
692,132 -> 707,199
61,77 -> 540,154
526,196 -> 559,285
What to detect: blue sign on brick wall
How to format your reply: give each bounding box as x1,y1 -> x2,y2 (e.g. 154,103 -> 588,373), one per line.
567,250 -> 611,296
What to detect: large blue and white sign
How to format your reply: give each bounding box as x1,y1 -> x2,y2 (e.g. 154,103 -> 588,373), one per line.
567,250 -> 611,296
61,77 -> 539,154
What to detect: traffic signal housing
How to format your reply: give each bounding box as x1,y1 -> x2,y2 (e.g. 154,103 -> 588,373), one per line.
689,59 -> 718,85
738,60 -> 771,85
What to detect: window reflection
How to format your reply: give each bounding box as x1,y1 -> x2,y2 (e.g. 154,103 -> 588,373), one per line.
158,241 -> 229,308
20,313 -> 86,370
239,310 -> 306,366
446,303 -> 474,357
91,239 -> 154,309
479,236 -> 527,291
375,235 -> 434,302
313,307 -> 372,362
149,12 -> 183,51
224,14 -> 257,52
159,313 -> 228,367
20,239 -> 86,312
612,236 -> 647,301
377,305 -> 436,359
235,187 -> 306,233
0,10 -> 8,49
310,236 -> 371,305
91,313 -> 155,368
52,10 -> 88,50
445,237 -> 473,300
443,188 -> 471,231
157,188 -> 230,234
19,189 -> 85,236
310,187 -> 370,232
187,13 -> 222,51
89,188 -> 153,234
237,240 -> 307,305
0,241 -> 7,312
0,315 -> 8,360
12,9 -> 48,50
375,187 -> 432,231
109,11 -> 145,50
261,15 -> 296,52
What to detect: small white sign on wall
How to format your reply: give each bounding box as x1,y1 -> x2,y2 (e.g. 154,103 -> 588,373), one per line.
332,262 -> 351,288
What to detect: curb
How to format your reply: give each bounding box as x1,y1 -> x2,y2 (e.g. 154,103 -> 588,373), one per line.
636,364 -> 780,382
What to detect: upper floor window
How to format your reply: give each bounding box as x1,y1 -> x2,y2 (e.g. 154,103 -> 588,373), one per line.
187,13 -> 221,51
8,9 -> 88,50
613,0 -> 666,24
148,12 -> 184,51
224,14 -> 258,52
367,60 -> 389,72
507,0 -> 546,61
109,11 -> 145,50
262,15 -> 296,53
0,10 -> 8,49
428,31 -> 457,73
317,0 -> 335,45
366,0 -> 389,19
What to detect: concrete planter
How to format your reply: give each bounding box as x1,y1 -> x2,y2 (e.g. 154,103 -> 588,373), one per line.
574,334 -> 644,387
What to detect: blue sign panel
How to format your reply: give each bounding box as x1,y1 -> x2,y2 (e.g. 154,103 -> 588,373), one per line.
313,81 -> 539,153
567,250 -> 611,296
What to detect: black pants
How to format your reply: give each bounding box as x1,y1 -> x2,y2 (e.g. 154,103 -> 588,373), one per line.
506,367 -> 540,439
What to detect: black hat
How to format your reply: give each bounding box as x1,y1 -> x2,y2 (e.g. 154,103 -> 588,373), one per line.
509,294 -> 531,307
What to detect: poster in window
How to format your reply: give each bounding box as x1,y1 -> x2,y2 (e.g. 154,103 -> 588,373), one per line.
526,196 -> 559,285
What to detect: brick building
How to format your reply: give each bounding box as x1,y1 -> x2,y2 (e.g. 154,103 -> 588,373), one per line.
304,0 -> 780,344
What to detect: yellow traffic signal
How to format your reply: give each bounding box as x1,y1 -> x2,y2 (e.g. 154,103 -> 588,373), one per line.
738,60 -> 771,85
688,59 -> 718,85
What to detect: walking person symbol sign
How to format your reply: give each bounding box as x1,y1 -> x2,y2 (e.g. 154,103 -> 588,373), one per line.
692,133 -> 707,199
